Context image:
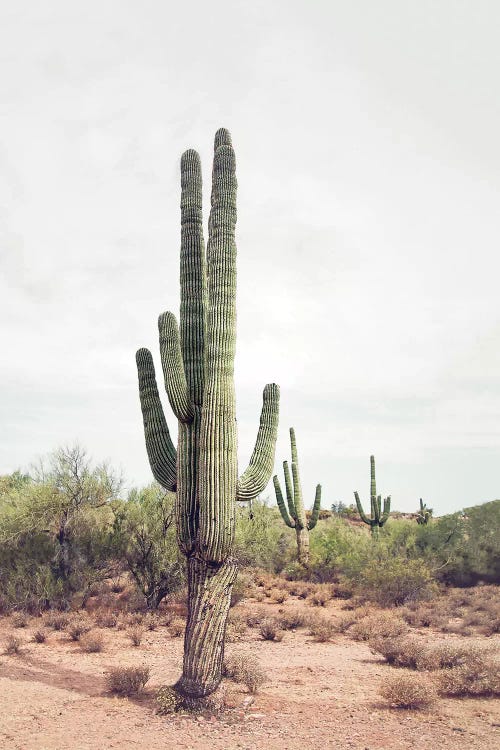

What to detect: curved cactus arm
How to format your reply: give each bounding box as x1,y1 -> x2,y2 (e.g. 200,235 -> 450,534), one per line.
283,461 -> 297,521
307,484 -> 322,530
380,495 -> 391,525
354,491 -> 371,526
158,312 -> 194,424
136,348 -> 177,491
273,475 -> 295,528
236,383 -> 280,501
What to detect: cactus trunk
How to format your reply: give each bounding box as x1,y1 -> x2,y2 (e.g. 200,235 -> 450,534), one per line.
136,129 -> 279,700
354,455 -> 391,535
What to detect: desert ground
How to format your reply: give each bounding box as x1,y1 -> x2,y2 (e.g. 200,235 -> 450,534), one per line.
0,577 -> 498,750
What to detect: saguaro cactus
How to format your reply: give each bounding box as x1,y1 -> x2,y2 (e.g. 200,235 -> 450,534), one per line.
273,428 -> 321,564
354,455 -> 390,535
416,498 -> 432,525
136,129 -> 280,699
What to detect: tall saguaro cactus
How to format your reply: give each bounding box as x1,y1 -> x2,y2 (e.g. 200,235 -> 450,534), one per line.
416,498 -> 432,525
273,428 -> 321,564
354,455 -> 391,536
136,129 -> 280,700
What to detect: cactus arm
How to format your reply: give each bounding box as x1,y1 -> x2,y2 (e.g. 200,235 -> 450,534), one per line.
179,149 -> 207,407
236,383 -> 280,501
273,475 -> 295,528
283,461 -> 297,521
289,427 -> 299,465
135,348 -> 177,491
307,484 -> 322,530
291,462 -> 307,530
370,455 -> 377,498
198,130 -> 238,562
380,495 -> 391,525
354,491 -> 372,526
158,312 -> 194,423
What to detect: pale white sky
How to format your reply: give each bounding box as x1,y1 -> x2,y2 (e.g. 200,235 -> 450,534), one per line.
1,1 -> 499,513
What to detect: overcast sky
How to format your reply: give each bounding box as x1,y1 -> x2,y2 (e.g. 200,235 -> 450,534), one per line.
1,1 -> 499,514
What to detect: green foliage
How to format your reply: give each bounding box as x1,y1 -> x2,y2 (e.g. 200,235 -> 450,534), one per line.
233,499 -> 292,571
111,484 -> 185,609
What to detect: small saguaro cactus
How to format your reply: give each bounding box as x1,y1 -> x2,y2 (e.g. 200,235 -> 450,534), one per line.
354,455 -> 391,536
273,428 -> 321,564
135,129 -> 280,700
416,498 -> 432,525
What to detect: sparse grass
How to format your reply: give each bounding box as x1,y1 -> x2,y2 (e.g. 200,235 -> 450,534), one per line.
4,635 -> 23,655
127,626 -> 145,647
144,613 -> 160,631
308,615 -> 336,642
106,665 -> 150,696
95,610 -> 118,628
259,618 -> 284,642
308,585 -> 332,607
278,609 -> 307,630
44,612 -> 70,631
379,673 -> 437,709
79,631 -> 104,653
269,587 -> 289,604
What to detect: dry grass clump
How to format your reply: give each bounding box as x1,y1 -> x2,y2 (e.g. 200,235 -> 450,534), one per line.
308,615 -> 336,642
106,665 -> 150,696
224,652 -> 267,694
4,635 -> 23,655
308,585 -> 333,607
33,629 -> 48,643
269,587 -> 289,604
370,636 -> 422,669
379,673 -> 437,709
127,626 -> 145,647
79,631 -> 104,652
11,611 -> 29,628
245,609 -> 267,628
144,613 -> 160,631
297,583 -> 314,600
400,602 -> 446,629
349,611 -> 407,642
44,611 -> 70,631
259,618 -> 284,642
415,642 -> 473,671
67,615 -> 92,641
168,618 -> 185,638
226,610 -> 247,642
435,647 -> 500,696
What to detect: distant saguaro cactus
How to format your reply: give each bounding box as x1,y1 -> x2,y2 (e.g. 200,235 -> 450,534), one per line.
354,455 -> 390,536
416,498 -> 432,525
273,428 -> 321,564
136,129 -> 280,700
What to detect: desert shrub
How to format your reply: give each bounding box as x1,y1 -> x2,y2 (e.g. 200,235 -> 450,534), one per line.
278,609 -> 307,630
370,636 -> 422,668
156,686 -> 182,714
111,485 -> 185,609
4,635 -> 23,654
95,610 -> 118,628
33,629 -> 48,643
106,665 -> 150,696
110,578 -> 125,594
79,631 -> 104,652
308,585 -> 333,607
44,612 -> 70,631
308,615 -> 335,642
230,572 -> 251,607
11,611 -> 29,628
436,647 -> 500,696
259,618 -> 284,642
234,500 -> 292,572
269,587 -> 289,604
352,557 -> 438,607
349,612 -> 407,642
254,591 -> 265,602
245,609 -> 267,628
416,642 -> 472,671
127,626 -> 145,647
224,652 -> 267,694
67,616 -> 92,641
168,618 -> 185,638
379,673 -> 437,709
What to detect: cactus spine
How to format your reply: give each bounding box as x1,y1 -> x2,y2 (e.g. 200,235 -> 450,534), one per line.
136,129 -> 280,699
354,455 -> 390,536
273,428 -> 321,564
416,498 -> 432,524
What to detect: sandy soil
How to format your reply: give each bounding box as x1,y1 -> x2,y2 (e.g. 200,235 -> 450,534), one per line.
0,596 -> 498,750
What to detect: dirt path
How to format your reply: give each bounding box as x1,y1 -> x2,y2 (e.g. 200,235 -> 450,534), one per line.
0,599 -> 498,750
